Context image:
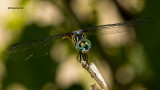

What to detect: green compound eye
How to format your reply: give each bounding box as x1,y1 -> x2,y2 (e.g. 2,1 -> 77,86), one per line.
85,42 -> 89,46
76,39 -> 91,52
80,42 -> 85,47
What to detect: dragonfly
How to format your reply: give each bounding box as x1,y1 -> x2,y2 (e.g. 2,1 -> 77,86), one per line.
6,17 -> 154,65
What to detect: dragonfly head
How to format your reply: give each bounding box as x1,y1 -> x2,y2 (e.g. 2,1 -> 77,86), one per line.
76,39 -> 91,53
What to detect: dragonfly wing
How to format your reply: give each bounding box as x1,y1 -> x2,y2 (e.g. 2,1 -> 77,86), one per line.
5,32 -> 71,61
81,17 -> 155,34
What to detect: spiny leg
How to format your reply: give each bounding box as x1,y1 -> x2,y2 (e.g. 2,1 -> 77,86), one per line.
77,52 -> 89,65
82,53 -> 89,65
76,52 -> 79,62
85,54 -> 88,64
79,52 -> 82,62
82,53 -> 84,61
84,53 -> 88,65
76,52 -> 82,62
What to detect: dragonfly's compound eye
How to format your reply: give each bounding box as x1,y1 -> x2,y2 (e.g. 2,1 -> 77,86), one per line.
76,39 -> 91,53
79,42 -> 85,47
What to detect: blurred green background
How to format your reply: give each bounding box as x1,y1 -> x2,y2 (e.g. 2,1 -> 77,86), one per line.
0,0 -> 160,90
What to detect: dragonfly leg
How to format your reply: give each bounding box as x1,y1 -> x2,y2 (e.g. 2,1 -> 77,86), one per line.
85,54 -> 88,64
82,53 -> 89,65
77,52 -> 89,65
79,52 -> 82,62
76,52 -> 82,62
76,52 -> 80,62
82,53 -> 85,61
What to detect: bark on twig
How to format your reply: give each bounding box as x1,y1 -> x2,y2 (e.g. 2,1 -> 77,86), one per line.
91,84 -> 101,90
81,61 -> 109,90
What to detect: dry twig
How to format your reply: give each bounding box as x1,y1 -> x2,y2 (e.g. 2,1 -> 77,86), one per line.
81,61 -> 109,90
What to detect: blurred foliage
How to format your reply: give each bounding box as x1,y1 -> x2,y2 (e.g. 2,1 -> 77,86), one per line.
0,0 -> 160,90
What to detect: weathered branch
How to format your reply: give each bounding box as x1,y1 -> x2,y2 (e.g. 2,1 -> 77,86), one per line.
81,61 -> 109,90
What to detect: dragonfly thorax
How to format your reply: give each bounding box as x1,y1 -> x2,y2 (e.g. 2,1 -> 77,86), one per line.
72,34 -> 91,53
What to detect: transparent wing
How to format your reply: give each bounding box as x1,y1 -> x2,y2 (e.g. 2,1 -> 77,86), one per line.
5,32 -> 71,60
4,17 -> 155,60
81,17 -> 155,34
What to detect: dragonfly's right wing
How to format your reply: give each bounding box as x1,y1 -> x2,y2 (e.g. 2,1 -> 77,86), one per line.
5,32 -> 72,61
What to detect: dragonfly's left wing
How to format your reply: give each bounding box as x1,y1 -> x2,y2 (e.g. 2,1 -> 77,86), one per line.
81,17 -> 155,34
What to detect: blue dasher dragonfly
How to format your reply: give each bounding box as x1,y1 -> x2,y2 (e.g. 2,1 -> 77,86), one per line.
6,17 -> 154,65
